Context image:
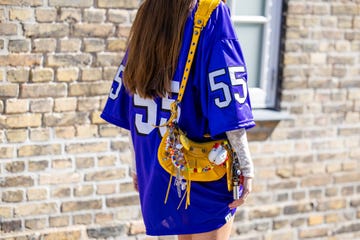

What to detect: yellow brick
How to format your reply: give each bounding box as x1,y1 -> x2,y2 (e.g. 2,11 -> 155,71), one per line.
326,162 -> 342,173
76,125 -> 98,138
54,126 -> 76,139
299,227 -> 328,238
99,125 -> 122,137
51,186 -> 71,198
103,67 -> 117,81
57,67 -> 79,82
308,214 -> 324,226
95,213 -> 113,224
54,98 -> 77,112
83,9 -> 105,23
0,23 -> 18,35
0,206 -> 13,219
49,0 -> 93,7
61,199 -> 102,212
325,213 -> 340,223
59,8 -> 81,22
18,144 -> 61,157
0,83 -> 20,97
92,111 -> 106,124
5,161 -> 25,173
117,25 -> 131,38
4,114 -> 42,128
30,128 -> 50,141
44,112 -> 87,127
96,183 -> 116,195
0,54 -> 42,67
85,169 -> 126,181
21,83 -> 67,98
35,8 -> 57,22
5,129 -> 28,143
49,216 -> 70,227
74,185 -> 94,197
33,38 -> 57,52
5,99 -> 29,113
27,188 -> 48,201
60,38 -> 82,52
75,157 -> 95,169
24,23 -> 68,38
9,8 -> 34,21
69,82 -> 109,96
7,68 -> 30,83
9,39 -> 31,53
0,9 -> 4,21
30,98 -> 53,113
98,155 -> 116,167
1,0 -> 42,6
98,0 -> 138,8
0,146 -> 14,159
73,214 -> 92,225
108,9 -> 128,24
0,100 -> 3,114
83,39 -> 105,52
81,67 -> 102,81
25,218 -> 47,230
2,190 -> 24,202
15,203 -> 57,217
47,53 -> 91,67
66,141 -> 108,154
129,220 -> 146,235
0,69 -> 4,81
73,23 -> 113,37
29,160 -> 49,172
107,39 -> 127,52
342,160 -> 358,171
31,68 -> 54,82
40,172 -> 81,185
52,158 -> 72,169
301,174 -> 332,187
78,98 -> 100,111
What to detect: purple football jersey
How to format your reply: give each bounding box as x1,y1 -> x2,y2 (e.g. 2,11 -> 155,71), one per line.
101,1 -> 255,235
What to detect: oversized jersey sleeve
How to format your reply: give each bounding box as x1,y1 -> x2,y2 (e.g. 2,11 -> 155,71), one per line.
101,57 -> 130,130
204,5 -> 255,137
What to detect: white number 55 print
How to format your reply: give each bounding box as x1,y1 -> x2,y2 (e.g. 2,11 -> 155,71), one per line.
209,66 -> 248,108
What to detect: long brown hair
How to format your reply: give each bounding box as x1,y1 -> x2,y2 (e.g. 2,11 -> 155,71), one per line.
123,0 -> 195,98
123,0 -> 226,99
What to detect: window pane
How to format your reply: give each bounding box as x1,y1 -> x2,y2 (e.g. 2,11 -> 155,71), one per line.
234,23 -> 264,88
228,0 -> 265,16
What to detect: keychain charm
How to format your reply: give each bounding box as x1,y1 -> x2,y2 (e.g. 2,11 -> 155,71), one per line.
232,151 -> 243,200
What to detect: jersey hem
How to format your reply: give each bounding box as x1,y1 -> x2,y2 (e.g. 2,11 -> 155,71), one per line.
145,208 -> 236,236
211,119 -> 255,137
145,220 -> 225,236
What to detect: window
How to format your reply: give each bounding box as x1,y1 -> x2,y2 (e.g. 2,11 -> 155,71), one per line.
227,0 -> 283,109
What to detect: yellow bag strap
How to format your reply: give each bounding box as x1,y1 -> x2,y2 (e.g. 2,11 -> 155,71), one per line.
167,0 -> 221,124
178,0 -> 221,102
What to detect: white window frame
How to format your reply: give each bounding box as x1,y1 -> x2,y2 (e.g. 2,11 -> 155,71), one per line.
227,0 -> 283,109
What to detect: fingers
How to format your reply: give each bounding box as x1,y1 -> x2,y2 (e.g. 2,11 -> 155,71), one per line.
228,198 -> 245,209
228,189 -> 249,209
132,172 -> 139,192
228,177 -> 253,209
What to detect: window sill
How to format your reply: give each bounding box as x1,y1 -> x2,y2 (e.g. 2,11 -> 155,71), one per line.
252,109 -> 292,122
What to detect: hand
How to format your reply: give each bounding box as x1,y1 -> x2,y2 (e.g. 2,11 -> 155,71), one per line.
132,172 -> 139,192
228,177 -> 253,209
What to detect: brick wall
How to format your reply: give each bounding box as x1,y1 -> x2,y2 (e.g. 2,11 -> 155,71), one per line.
0,0 -> 359,239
